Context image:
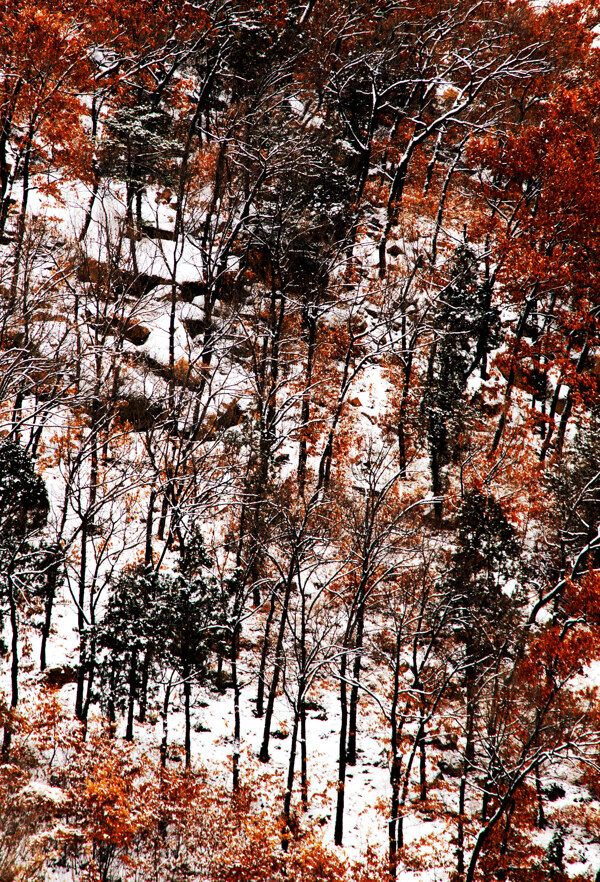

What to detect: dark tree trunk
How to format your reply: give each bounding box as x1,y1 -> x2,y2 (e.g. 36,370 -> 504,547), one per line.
259,569 -> 294,762
0,78 -> 22,239
397,715 -> 424,849
125,650 -> 137,742
79,95 -> 101,241
76,399 -> 99,722
297,304 -> 317,495
396,272 -> 419,478
255,588 -> 277,718
300,699 -> 308,811
40,557 -> 59,671
418,718 -> 427,801
157,490 -> 169,541
334,652 -> 348,846
160,679 -> 172,767
231,623 -> 241,791
457,658 -> 476,881
144,489 -> 156,569
388,633 -> 403,879
9,138 -> 32,304
138,650 -> 152,723
107,659 -> 119,727
82,632 -> 97,723
183,666 -> 191,770
75,520 -> 88,721
282,703 -> 301,852
417,683 -> 427,801
431,443 -> 443,521
347,599 -> 365,766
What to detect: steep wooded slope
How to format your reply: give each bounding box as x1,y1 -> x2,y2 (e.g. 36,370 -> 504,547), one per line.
2,1 -> 600,880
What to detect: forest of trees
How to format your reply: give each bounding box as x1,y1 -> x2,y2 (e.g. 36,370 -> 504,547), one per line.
2,0 -> 600,879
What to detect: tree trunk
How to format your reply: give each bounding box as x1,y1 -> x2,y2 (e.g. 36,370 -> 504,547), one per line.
397,716 -> 424,849
388,633 -> 403,879
183,666 -> 191,770
297,303 -> 317,495
79,95 -> 101,241
40,556 -> 59,671
160,679 -> 172,767
125,650 -> 137,741
75,519 -> 88,721
82,632 -> 97,723
430,140 -> 466,264
144,489 -> 156,569
417,681 -> 427,802
457,659 -> 476,880
138,649 -> 152,723
418,711 -> 427,801
457,770 -> 467,881
300,699 -> 308,811
232,623 -> 241,792
0,79 -> 22,239
347,599 -> 365,766
9,137 -> 32,305
334,652 -> 348,846
282,703 -> 301,851
255,588 -> 276,718
107,659 -> 119,728
259,568 -> 294,762
430,442 -> 443,521
157,490 -> 169,541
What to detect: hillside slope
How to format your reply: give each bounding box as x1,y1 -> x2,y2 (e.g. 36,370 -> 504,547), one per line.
2,1 -> 600,880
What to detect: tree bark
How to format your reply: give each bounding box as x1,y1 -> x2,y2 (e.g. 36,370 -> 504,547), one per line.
347,598 -> 364,766
300,699 -> 308,811
75,518 -> 88,721
388,632 -> 404,879
334,651 -> 348,846
282,703 -> 301,851
160,678 -> 172,767
232,623 -> 241,791
255,588 -> 277,718
259,567 -> 295,762
125,650 -> 137,741
183,665 -> 191,770
40,555 -> 59,671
